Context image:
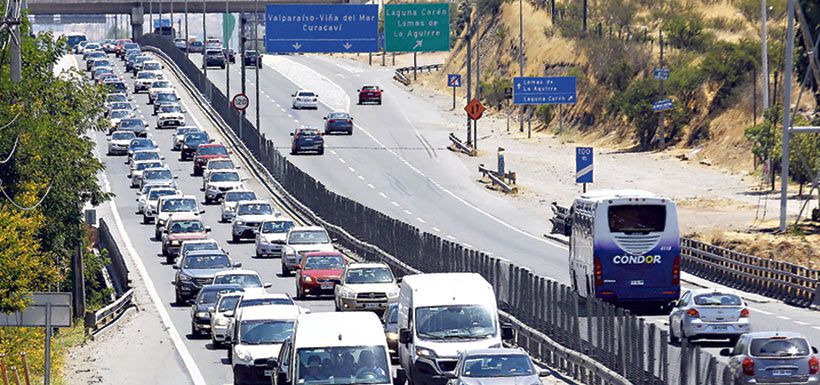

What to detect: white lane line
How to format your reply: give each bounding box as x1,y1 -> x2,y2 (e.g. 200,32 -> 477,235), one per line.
391,201 -> 400,207
287,113 -> 294,118
416,217 -> 427,224
357,175 -> 365,181
402,209 -> 412,215
378,192 -> 387,198
276,103 -> 281,107
338,158 -> 346,164
777,316 -> 791,321
447,235 -> 457,240
100,172 -> 207,385
347,166 -> 356,173
749,307 -> 773,316
367,183 -> 375,189
463,243 -> 474,248
280,108 -> 286,112
795,321 -> 810,326
293,119 -> 299,123
432,227 -> 441,232
814,326 -> 820,331
329,150 -> 337,155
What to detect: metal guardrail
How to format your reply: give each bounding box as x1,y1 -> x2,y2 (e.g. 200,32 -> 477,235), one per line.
393,63 -> 443,85
84,289 -> 134,335
447,133 -> 476,156
549,203 -> 820,309
393,70 -> 410,86
478,164 -> 517,193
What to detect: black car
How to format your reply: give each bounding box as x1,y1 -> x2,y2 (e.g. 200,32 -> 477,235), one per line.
174,250 -> 240,305
153,92 -> 180,114
118,118 -> 149,137
222,48 -> 236,63
290,127 -> 324,155
190,283 -> 244,337
85,52 -> 106,71
202,49 -> 226,69
243,50 -> 262,68
323,112 -> 353,135
104,79 -> 127,94
132,56 -> 150,76
189,41 -> 205,53
180,131 -> 212,161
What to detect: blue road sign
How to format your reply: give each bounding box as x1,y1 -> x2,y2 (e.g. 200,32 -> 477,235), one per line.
575,147 -> 593,184
265,4 -> 379,53
653,98 -> 673,112
653,68 -> 670,80
447,74 -> 462,88
513,76 -> 577,105
153,18 -> 172,29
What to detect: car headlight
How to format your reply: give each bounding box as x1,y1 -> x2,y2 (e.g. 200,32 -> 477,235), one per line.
171,240 -> 181,246
415,346 -> 437,358
303,276 -> 313,283
235,348 -> 252,363
207,185 -> 217,191
179,274 -> 192,282
215,318 -> 227,326
157,218 -> 167,225
235,220 -> 246,226
340,288 -> 356,299
196,311 -> 209,318
489,343 -> 502,348
387,287 -> 400,298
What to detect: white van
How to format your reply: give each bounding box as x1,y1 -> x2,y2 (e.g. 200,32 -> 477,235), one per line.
271,312 -> 393,385
231,303 -> 300,385
397,273 -> 513,385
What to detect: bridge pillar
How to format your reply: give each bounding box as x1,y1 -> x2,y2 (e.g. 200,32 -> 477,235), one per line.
131,5 -> 144,38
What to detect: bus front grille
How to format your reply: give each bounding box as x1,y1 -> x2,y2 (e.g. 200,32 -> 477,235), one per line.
612,234 -> 661,255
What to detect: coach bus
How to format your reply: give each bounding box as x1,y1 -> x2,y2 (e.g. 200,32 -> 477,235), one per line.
568,190 -> 680,309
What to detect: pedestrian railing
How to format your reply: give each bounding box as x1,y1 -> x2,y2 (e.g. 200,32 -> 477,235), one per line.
84,289 -> 134,335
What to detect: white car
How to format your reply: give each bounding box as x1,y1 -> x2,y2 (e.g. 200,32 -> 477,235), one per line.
138,187 -> 178,220
106,131 -> 136,155
179,239 -> 221,261
105,93 -> 130,109
156,104 -> 186,129
209,292 -> 243,348
139,60 -> 163,78
152,195 -> 203,237
229,304 -> 300,383
173,126 -> 201,150
133,71 -> 158,92
202,158 -> 236,183
220,190 -> 257,223
668,288 -> 751,344
230,200 -> 277,243
130,149 -> 164,165
255,219 -> 296,258
212,269 -> 271,294
334,262 -> 399,312
280,226 -> 335,276
291,90 -> 318,110
203,170 -> 245,204
108,109 -> 134,133
129,160 -> 164,188
148,80 -> 175,103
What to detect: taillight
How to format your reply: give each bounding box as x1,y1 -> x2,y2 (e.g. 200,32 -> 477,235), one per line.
328,119 -> 336,124
671,255 -> 680,285
686,308 -> 699,318
739,308 -> 750,318
742,357 -> 754,375
593,256 -> 603,286
810,356 -> 819,375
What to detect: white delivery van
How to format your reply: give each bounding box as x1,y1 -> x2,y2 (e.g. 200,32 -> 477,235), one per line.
397,273 -> 513,385
271,312 -> 393,385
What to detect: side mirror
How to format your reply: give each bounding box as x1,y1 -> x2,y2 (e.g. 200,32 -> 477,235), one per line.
501,323 -> 514,341
233,262 -> 242,268
174,175 -> 179,179
441,373 -> 457,380
813,346 -> 819,354
396,277 -> 402,284
106,138 -> 111,141
145,123 -> 149,127
538,370 -> 550,378
266,359 -> 279,369
291,94 -> 295,97
207,306 -> 215,313
199,209 -> 206,214
331,238 -> 338,243
205,226 -> 212,232
172,264 -> 180,269
263,283 -> 272,288
399,329 -> 412,344
356,89 -> 360,92
668,300 -> 678,309
209,138 -> 215,142
289,133 -> 294,136
719,348 -> 732,357
160,156 -> 165,160
224,310 -> 234,318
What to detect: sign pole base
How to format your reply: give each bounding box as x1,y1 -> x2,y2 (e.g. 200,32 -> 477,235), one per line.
583,183 -> 587,193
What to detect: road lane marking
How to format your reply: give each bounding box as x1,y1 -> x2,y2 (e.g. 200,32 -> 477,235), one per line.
391,201 -> 399,207
357,175 -> 365,181
293,119 -> 299,123
416,217 -> 426,224
432,227 -> 441,232
347,166 -> 356,173
749,307 -> 773,316
367,183 -> 375,189
338,158 -> 346,164
463,243 -> 474,248
329,150 -> 337,155
447,235 -> 457,240
795,321 -> 809,326
402,209 -> 412,215
777,316 -> 791,320
378,192 -> 387,198
814,326 -> 820,331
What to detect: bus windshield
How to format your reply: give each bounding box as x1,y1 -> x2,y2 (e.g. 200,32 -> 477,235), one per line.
607,205 -> 666,234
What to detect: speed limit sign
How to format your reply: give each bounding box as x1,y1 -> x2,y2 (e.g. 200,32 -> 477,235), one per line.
232,93 -> 249,111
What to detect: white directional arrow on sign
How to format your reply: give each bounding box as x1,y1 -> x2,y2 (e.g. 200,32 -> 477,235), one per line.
413,41 -> 423,49
292,43 -> 302,50
343,42 -> 352,50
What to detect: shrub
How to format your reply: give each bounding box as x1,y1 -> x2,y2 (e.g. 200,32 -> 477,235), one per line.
699,39 -> 758,109
480,77 -> 513,108
666,64 -> 705,106
535,105 -> 554,126
616,77 -> 660,148
664,12 -> 712,51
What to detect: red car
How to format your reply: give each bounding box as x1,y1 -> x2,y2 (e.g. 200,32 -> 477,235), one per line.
295,251 -> 347,299
357,85 -> 382,105
192,143 -> 229,176
114,39 -> 133,58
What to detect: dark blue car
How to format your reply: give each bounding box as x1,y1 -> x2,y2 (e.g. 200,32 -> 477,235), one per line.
323,112 -> 353,135
181,131 -> 212,161
127,138 -> 157,162
290,127 -> 324,155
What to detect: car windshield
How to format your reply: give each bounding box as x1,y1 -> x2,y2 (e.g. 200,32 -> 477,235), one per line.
169,220 -> 204,233
345,268 -> 394,284
136,162 -> 162,171
182,242 -> 219,254
137,72 -> 156,79
415,305 -> 497,340
296,346 -> 390,384
160,105 -> 182,114
156,93 -> 176,102
110,110 -> 130,119
240,320 -> 294,345
213,274 -> 262,288
693,293 -> 742,306
260,220 -> 294,234
143,62 -> 161,70
119,119 -> 144,129
161,198 -> 197,212
298,92 -> 315,97
111,103 -> 131,111
107,94 -> 127,102
148,189 -> 176,200
197,287 -> 242,305
185,133 -> 209,143
461,355 -> 535,378
288,230 -> 329,245
225,191 -> 256,202
207,160 -> 233,169
237,203 -> 273,216
211,172 -> 240,182
751,338 -> 810,357
130,139 -> 154,149
297,129 -> 320,137
217,295 -> 241,312
328,113 -> 350,119
152,81 -> 172,88
184,254 -> 231,269
239,297 -> 294,308
304,255 -> 344,270
133,152 -> 160,161
144,169 -> 172,180
362,86 -> 378,91
112,132 -> 136,140
198,146 -> 227,156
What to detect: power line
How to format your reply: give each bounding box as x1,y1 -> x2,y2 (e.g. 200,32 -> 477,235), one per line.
0,179 -> 54,211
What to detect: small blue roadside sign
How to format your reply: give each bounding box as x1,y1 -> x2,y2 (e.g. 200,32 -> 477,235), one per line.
265,4 -> 379,53
653,68 -> 670,80
576,147 -> 593,184
652,99 -> 673,112
513,76 -> 577,105
447,74 -> 462,87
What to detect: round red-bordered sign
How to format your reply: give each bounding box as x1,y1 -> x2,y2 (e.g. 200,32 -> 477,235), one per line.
232,93 -> 249,111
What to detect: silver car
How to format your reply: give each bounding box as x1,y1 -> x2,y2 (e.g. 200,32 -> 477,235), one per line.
444,348 -> 549,385
720,331 -> 820,385
668,288 -> 750,344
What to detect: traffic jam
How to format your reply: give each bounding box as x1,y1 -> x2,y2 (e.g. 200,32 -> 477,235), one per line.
84,39 -> 554,385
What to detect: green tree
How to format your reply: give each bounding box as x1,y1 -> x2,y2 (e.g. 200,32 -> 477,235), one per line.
617,77 -> 659,149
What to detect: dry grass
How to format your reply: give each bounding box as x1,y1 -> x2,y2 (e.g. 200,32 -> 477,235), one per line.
691,228 -> 820,268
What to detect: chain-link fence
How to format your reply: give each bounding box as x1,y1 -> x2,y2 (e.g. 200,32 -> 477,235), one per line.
138,34 -> 738,385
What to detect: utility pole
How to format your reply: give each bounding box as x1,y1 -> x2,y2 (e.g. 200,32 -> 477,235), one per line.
9,0 -> 21,83
474,13 -> 480,150
658,30 -> 666,149
254,0 -> 260,137
149,0 -> 154,33
518,0 -> 524,133
158,0 -> 163,34
185,0 -> 189,56
582,0 -> 587,33
114,14 -> 118,39
240,13 -> 247,97
202,0 -> 207,79
779,0 -> 795,232
761,0 -> 769,110
170,0 -> 175,38
225,0 -> 231,110
465,15 -> 472,145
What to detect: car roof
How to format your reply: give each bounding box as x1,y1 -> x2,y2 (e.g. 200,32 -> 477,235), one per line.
159,194 -> 196,201
743,331 -> 807,339
181,238 -> 218,245
262,218 -> 294,223
303,251 -> 343,258
199,283 -> 243,293
239,304 -> 300,321
206,157 -> 231,163
346,262 -> 390,269
167,213 -> 202,221
462,348 -> 528,357
688,288 -> 741,297
289,226 -> 325,232
197,143 -> 224,148
293,312 -> 384,348
186,250 -> 228,257
210,169 -> 239,174
225,189 -> 254,195
236,200 -> 270,206
214,269 -> 259,277
241,292 -> 291,301
133,159 -> 162,165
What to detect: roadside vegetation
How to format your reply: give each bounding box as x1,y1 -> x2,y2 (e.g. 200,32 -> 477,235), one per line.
0,3 -> 111,381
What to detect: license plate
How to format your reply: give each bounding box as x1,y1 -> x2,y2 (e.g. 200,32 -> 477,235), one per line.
711,325 -> 728,331
630,280 -> 644,286
365,303 -> 381,309
264,370 -> 273,376
321,283 -> 334,290
773,369 -> 792,376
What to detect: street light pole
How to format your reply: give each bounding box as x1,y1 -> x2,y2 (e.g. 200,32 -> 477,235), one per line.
202,0 -> 207,79
170,0 -> 174,38
185,0 -> 189,57
226,0 -> 231,109
255,0 -> 260,137
149,0 -> 154,32
778,0 -> 795,232
518,0 -> 524,133
760,0 -> 770,110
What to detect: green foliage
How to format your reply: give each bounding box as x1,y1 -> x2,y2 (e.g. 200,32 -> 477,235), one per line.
666,64 -> 705,106
663,12 -> 712,51
796,0 -> 819,105
480,77 -> 512,108
744,105 -> 782,165
477,0 -> 504,15
736,0 -> 787,23
699,39 -> 758,109
535,105 -> 554,126
609,77 -> 659,149
84,246 -> 113,312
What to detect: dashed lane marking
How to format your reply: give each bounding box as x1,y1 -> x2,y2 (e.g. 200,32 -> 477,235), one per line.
367,183 -> 375,189
432,227 -> 441,232
338,158 -> 346,164
749,307 -> 773,316
390,201 -> 399,207
357,175 -> 365,181
402,209 -> 412,215
347,166 -> 356,173
416,217 -> 426,224
378,192 -> 387,198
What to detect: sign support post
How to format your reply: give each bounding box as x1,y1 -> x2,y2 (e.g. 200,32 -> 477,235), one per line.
44,303 -> 51,385
447,74 -> 462,110
575,147 -> 593,193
